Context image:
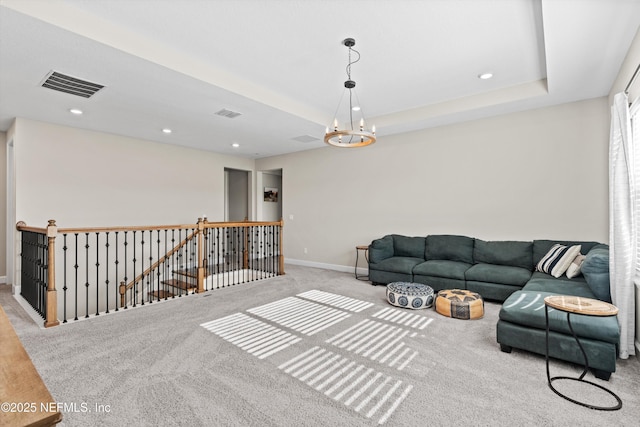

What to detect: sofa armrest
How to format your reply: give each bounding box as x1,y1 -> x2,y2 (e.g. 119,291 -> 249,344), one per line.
369,235 -> 394,264
582,245 -> 611,302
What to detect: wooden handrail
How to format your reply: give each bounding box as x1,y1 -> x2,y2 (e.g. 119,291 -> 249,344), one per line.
17,219 -> 284,235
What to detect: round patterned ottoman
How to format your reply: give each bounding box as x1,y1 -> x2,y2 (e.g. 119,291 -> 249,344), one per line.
386,282 -> 434,309
435,289 -> 484,320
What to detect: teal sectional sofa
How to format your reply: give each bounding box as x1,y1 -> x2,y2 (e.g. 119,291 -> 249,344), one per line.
368,234 -> 619,380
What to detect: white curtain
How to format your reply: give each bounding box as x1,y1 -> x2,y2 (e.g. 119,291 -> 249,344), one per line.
609,92 -> 637,359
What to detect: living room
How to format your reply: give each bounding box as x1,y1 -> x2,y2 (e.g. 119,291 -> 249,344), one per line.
1,1 -> 640,425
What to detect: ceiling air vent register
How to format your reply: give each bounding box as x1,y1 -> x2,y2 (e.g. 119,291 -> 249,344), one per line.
215,109 -> 242,119
40,71 -> 104,98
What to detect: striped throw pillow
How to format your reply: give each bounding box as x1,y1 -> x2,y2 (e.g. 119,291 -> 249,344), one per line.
536,244 -> 582,278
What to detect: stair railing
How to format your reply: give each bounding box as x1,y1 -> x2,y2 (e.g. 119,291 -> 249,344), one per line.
16,218 -> 284,327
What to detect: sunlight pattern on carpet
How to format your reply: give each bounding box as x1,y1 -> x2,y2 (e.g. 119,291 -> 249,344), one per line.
278,346 -> 413,425
297,290 -> 374,312
371,307 -> 434,329
200,313 -> 301,359
325,319 -> 418,370
247,296 -> 351,335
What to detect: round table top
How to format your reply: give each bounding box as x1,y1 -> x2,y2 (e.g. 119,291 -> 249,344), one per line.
356,245 -> 369,250
544,295 -> 618,316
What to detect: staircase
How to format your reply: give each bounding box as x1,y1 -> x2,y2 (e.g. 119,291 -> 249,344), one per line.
148,265 -> 199,300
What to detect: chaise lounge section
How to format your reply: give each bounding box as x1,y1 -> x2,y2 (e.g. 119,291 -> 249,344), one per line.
368,234 -> 619,379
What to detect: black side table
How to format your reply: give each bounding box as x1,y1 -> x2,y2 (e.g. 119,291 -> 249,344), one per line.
355,245 -> 369,280
544,295 -> 622,411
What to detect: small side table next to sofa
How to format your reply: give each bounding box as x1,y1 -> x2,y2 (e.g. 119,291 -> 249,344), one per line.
544,295 -> 622,411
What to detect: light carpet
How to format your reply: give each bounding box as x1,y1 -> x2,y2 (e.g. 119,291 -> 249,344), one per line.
1,265 -> 639,426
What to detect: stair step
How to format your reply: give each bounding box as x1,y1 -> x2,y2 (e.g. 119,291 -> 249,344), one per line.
149,290 -> 175,299
173,264 -> 217,278
162,279 -> 197,290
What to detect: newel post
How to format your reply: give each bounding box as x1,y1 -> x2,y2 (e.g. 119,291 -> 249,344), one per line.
45,220 -> 60,327
196,217 -> 205,293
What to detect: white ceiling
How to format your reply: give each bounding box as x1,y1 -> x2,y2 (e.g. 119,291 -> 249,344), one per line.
1,0 -> 639,159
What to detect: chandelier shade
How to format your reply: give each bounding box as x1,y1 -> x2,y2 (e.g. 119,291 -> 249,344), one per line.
324,38 -> 376,148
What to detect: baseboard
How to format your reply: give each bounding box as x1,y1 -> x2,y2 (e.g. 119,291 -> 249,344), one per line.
285,258 -> 367,277
13,291 -> 46,329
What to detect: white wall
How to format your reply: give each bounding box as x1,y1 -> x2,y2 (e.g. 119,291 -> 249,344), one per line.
257,97 -> 609,271
13,118 -> 255,227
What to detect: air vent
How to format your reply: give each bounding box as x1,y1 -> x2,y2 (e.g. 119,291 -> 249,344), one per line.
215,108 -> 242,119
292,135 -> 320,143
40,71 -> 104,98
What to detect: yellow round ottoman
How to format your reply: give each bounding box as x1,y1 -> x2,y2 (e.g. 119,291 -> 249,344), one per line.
435,289 -> 484,320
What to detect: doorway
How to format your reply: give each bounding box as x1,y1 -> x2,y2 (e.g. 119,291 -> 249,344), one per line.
258,169 -> 282,221
224,168 -> 250,221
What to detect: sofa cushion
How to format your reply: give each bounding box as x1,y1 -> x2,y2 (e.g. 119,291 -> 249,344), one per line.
581,245 -> 612,303
473,239 -> 533,270
566,254 -> 586,279
523,272 -> 595,298
369,256 -> 424,275
413,260 -> 471,280
392,235 -> 425,259
499,290 -> 619,344
535,244 -> 581,278
465,263 -> 532,287
425,235 -> 474,264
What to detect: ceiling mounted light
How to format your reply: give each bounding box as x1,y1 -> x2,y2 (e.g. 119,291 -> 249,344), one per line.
324,38 -> 376,148
69,108 -> 83,115
162,128 -> 172,134
478,73 -> 493,80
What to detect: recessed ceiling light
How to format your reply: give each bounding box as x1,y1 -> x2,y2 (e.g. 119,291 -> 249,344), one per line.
351,106 -> 361,111
69,108 -> 83,115
231,143 -> 240,148
162,128 -> 172,134
478,73 -> 493,80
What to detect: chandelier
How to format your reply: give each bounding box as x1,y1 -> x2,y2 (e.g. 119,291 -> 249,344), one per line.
324,38 -> 376,147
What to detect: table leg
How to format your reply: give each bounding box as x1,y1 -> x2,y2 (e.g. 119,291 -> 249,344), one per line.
355,247 -> 369,281
545,305 -> 622,411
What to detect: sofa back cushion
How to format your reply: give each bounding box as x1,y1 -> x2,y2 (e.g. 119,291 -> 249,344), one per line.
474,239 -> 533,270
581,244 -> 612,302
392,235 -> 426,259
369,235 -> 394,263
533,240 -> 600,265
425,235 -> 474,264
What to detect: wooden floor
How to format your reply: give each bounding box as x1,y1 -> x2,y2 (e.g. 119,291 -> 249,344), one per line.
0,305 -> 62,426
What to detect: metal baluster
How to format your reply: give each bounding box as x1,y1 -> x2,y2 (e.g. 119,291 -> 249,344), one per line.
141,230 -> 145,305
74,233 -> 79,321
62,234 -> 68,323
132,230 -> 137,306
95,232 -> 100,316
123,231 -> 128,309
105,232 -> 110,314
114,232 -> 119,311
156,230 -> 161,301
84,232 -> 89,318
216,228 -> 221,288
